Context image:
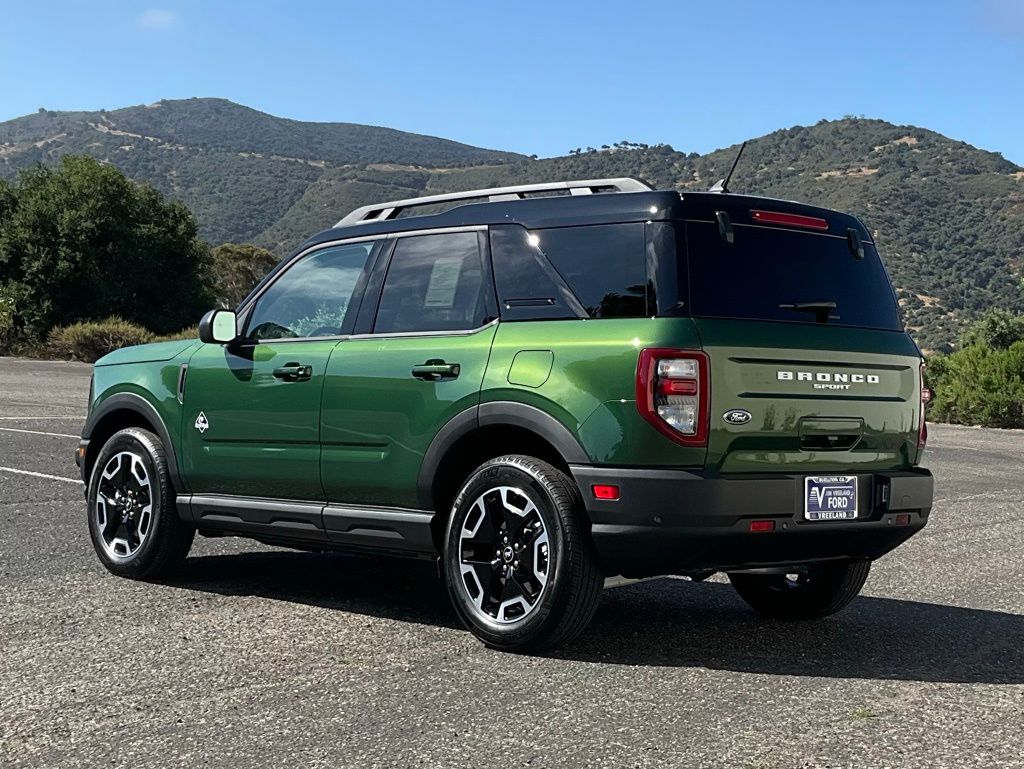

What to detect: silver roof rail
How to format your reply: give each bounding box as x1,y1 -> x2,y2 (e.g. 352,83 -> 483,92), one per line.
334,177 -> 653,227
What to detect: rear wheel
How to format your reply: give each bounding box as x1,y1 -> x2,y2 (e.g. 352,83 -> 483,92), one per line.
443,455 -> 604,652
87,427 -> 194,579
728,561 -> 871,620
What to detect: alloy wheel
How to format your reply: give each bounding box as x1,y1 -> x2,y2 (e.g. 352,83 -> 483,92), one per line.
94,451 -> 153,560
457,486 -> 550,624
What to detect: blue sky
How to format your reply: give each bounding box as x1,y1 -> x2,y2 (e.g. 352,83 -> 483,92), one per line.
2,0 -> 1023,164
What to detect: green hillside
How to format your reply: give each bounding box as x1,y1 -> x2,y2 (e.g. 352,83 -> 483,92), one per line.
2,101 -> 1021,350
0,98 -> 525,244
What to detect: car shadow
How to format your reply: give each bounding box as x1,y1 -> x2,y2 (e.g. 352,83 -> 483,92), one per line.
164,551 -> 1024,685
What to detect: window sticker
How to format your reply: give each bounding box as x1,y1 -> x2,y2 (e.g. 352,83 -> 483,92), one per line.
423,256 -> 464,308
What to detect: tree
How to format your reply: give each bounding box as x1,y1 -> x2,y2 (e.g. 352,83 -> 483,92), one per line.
211,243 -> 279,308
0,155 -> 214,337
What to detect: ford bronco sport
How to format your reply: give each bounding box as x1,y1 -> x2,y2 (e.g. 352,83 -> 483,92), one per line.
77,177 -> 933,651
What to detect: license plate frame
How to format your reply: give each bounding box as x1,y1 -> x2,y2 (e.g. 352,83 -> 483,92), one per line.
804,475 -> 858,521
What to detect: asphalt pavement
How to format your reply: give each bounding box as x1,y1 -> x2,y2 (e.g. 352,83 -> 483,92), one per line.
1,357 -> 1022,768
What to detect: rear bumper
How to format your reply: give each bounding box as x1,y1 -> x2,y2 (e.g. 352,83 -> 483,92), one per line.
570,465 -> 933,578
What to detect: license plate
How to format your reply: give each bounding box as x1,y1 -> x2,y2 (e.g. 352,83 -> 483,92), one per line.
804,476 -> 857,520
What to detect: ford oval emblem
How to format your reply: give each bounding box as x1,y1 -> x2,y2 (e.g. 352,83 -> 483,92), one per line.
723,409 -> 752,425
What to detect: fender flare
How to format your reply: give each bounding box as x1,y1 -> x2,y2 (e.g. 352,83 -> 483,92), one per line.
416,401 -> 590,509
82,393 -> 184,491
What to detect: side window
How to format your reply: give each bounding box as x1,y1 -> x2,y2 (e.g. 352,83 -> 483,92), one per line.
245,242 -> 374,340
489,225 -> 581,321
533,223 -> 648,318
374,232 -> 486,334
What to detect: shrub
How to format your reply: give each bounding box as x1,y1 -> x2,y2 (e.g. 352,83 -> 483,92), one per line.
154,326 -> 199,342
959,308 -> 1024,349
0,292 -> 15,355
47,318 -> 154,363
927,341 -> 1024,428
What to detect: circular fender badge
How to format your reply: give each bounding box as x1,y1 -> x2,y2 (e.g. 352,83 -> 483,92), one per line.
723,409 -> 752,425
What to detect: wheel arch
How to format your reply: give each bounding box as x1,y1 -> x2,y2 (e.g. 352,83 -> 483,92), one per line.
420,401 -> 590,551
82,394 -> 183,491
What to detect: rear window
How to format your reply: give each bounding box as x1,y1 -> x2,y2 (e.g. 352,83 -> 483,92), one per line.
684,220 -> 902,330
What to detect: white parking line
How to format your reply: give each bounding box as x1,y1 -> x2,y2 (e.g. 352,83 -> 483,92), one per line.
0,466 -> 82,484
0,415 -> 85,420
0,427 -> 79,439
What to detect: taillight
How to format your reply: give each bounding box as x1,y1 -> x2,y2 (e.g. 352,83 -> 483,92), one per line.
918,362 -> 929,450
636,349 -> 710,446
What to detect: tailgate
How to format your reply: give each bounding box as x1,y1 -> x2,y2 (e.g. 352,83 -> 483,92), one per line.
698,318 -> 922,473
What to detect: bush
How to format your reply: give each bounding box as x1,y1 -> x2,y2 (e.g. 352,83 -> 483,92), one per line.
959,308 -> 1024,349
927,341 -> 1024,428
47,318 -> 154,363
154,326 -> 198,342
0,292 -> 15,355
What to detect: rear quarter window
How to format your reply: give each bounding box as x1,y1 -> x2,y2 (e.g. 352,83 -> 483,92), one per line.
490,222 -> 649,320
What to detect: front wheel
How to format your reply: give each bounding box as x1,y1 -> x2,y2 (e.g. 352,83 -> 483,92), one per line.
443,455 -> 604,652
728,561 -> 871,620
86,427 -> 194,579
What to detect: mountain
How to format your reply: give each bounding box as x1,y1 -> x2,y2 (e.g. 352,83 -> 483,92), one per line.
0,98 -> 525,245
1,99 -> 1022,351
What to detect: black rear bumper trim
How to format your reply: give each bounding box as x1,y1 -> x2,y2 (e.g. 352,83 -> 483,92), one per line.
569,465 -> 933,578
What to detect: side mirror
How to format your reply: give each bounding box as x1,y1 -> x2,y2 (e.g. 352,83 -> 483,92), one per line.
199,309 -> 238,344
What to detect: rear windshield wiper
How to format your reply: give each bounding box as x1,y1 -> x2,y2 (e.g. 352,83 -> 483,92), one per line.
778,301 -> 837,324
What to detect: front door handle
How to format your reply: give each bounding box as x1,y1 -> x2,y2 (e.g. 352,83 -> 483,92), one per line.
411,359 -> 461,381
273,363 -> 313,382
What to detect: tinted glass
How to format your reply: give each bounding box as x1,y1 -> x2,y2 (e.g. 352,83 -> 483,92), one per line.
685,221 -> 902,330
245,242 -> 373,340
532,224 -> 647,318
490,225 -> 579,321
374,232 -> 486,333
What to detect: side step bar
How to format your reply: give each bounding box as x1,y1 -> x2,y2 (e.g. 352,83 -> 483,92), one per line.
178,494 -> 436,554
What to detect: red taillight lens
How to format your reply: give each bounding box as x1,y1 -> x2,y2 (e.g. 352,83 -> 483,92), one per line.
751,209 -> 829,231
749,520 -> 776,533
592,484 -> 620,500
636,349 -> 710,446
918,362 -> 928,450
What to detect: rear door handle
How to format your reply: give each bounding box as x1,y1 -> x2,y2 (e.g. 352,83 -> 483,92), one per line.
273,363 -> 313,382
411,360 -> 461,381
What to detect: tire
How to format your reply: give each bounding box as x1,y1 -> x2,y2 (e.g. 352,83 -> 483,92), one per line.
728,561 -> 871,620
443,455 -> 604,652
86,427 -> 194,579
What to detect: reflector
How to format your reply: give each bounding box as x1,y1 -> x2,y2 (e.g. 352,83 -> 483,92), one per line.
592,484 -> 620,501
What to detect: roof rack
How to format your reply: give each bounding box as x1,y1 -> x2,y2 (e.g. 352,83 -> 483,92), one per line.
334,177 -> 653,227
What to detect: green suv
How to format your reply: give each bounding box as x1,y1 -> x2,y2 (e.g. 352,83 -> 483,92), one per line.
77,178 -> 933,651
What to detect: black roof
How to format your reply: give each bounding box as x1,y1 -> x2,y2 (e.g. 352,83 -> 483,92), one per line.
301,190 -> 684,250
299,188 -> 870,252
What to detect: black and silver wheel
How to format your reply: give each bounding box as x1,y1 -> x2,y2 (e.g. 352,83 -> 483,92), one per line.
458,485 -> 550,624
94,450 -> 154,560
443,455 -> 603,652
87,427 -> 194,579
728,561 -> 871,620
